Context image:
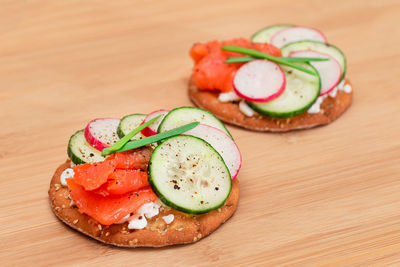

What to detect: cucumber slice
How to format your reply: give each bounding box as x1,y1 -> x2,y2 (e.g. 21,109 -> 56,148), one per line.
117,113 -> 146,140
290,51 -> 341,96
247,63 -> 321,118
158,107 -> 232,138
67,130 -> 105,165
149,135 -> 232,214
251,24 -> 294,43
281,40 -> 346,80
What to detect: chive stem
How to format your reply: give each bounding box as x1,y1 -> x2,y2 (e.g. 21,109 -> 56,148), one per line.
222,45 -> 318,76
281,57 -> 329,62
225,56 -> 329,64
103,122 -> 200,155
101,115 -> 161,156
225,57 -> 257,63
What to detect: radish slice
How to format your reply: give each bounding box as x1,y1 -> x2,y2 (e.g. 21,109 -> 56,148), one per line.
271,26 -> 327,48
141,109 -> 169,137
84,118 -> 120,151
290,50 -> 341,96
233,60 -> 286,103
184,124 -> 241,179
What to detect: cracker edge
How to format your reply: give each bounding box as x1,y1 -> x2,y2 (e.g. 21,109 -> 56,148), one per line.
48,160 -> 239,248
188,77 -> 353,132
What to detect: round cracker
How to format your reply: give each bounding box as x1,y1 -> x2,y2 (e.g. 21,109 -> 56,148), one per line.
188,77 -> 353,132
48,160 -> 239,247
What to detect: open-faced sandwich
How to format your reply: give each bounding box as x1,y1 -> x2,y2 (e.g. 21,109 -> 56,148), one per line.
189,24 -> 352,132
49,107 -> 241,247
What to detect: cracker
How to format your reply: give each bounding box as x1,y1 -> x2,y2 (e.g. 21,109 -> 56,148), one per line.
188,77 -> 352,132
48,160 -> 239,247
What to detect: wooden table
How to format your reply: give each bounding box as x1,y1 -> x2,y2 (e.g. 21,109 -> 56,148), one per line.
1,0 -> 399,266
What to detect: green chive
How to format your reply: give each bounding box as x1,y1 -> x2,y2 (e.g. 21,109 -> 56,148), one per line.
225,57 -> 257,63
225,56 -> 329,64
221,45 -> 317,76
281,57 -> 329,62
101,115 -> 161,156
104,121 -> 200,155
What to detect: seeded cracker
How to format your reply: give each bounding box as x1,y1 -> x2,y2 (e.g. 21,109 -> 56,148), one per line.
48,157 -> 239,247
188,77 -> 352,132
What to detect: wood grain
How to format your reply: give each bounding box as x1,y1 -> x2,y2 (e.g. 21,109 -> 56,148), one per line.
1,0 -> 399,266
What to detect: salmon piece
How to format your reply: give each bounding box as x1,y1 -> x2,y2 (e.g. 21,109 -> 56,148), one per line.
73,148 -> 152,194
190,38 -> 282,92
72,160 -> 115,191
67,179 -> 157,225
193,53 -> 238,92
190,42 -> 210,63
91,182 -> 110,197
107,169 -> 149,195
107,147 -> 152,170
91,170 -> 149,196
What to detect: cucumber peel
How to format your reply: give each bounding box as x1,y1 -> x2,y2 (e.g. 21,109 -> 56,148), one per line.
247,63 -> 321,118
148,135 -> 232,214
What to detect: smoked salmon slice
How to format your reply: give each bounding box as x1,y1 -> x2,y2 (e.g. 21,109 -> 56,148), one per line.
108,147 -> 152,170
67,179 -> 157,225
90,169 -> 149,196
67,148 -> 158,225
190,38 -> 282,92
72,148 -> 152,194
72,160 -> 115,191
106,169 -> 149,195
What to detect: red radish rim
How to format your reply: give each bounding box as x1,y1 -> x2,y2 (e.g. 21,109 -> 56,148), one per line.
270,26 -> 327,48
184,124 -> 242,179
84,118 -> 120,151
233,59 -> 286,103
289,50 -> 341,96
141,109 -> 169,137
231,140 -> 242,179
